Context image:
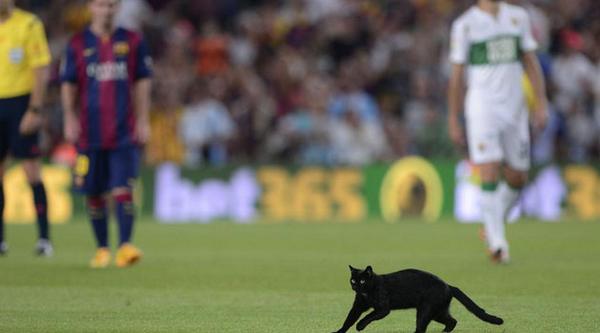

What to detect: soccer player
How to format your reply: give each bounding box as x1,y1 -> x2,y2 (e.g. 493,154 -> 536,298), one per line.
448,0 -> 548,263
0,0 -> 52,256
61,0 -> 152,268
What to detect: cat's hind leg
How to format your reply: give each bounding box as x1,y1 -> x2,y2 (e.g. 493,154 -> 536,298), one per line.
433,309 -> 457,332
415,305 -> 434,333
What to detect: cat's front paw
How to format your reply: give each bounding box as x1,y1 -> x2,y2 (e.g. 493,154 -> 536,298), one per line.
356,321 -> 368,331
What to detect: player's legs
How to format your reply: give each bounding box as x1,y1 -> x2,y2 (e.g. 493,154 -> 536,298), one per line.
477,162 -> 508,257
112,187 -> 142,267
498,113 -> 531,222
21,158 -> 52,256
15,130 -> 51,255
109,147 -> 139,246
109,147 -> 142,267
87,194 -> 111,268
75,150 -> 110,249
0,98 -> 16,253
113,187 -> 134,245
87,194 -> 109,249
0,161 -> 6,255
465,110 -> 508,260
497,165 -> 527,221
503,165 -> 528,188
0,118 -> 7,253
75,150 -> 112,267
2,94 -> 52,255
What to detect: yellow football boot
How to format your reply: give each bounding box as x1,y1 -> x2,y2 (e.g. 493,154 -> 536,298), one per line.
89,248 -> 111,268
115,244 -> 143,268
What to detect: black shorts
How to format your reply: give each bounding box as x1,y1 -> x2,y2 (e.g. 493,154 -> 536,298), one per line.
0,94 -> 40,160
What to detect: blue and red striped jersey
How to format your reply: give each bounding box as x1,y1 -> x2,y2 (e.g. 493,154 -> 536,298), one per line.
60,27 -> 152,150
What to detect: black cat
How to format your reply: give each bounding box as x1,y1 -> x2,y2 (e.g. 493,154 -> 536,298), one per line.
332,266 -> 503,333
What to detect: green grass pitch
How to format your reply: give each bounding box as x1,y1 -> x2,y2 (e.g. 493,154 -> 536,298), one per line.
1,219 -> 599,332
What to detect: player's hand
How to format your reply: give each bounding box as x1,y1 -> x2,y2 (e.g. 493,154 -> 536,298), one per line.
19,109 -> 43,135
135,118 -> 151,145
448,117 -> 465,147
64,115 -> 80,143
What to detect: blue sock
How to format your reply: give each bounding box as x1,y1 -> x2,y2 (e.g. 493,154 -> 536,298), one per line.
114,192 -> 134,245
0,182 -> 4,243
88,196 -> 108,248
31,182 -> 49,240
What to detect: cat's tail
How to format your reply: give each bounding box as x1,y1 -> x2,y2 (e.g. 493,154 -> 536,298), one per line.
450,286 -> 504,325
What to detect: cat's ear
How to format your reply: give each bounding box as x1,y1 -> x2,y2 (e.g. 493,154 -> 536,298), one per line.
349,265 -> 356,272
365,266 -> 373,275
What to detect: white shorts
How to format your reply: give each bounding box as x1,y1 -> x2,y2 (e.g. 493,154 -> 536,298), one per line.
465,106 -> 531,171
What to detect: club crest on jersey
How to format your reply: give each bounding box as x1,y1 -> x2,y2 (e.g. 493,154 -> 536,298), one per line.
114,42 -> 130,56
511,17 -> 519,26
478,143 -> 486,152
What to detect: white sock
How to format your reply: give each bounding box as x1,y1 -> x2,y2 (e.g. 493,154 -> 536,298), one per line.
497,181 -> 520,221
480,188 -> 504,251
494,212 -> 509,254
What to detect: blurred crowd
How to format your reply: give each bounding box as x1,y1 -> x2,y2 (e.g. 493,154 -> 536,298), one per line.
22,0 -> 600,166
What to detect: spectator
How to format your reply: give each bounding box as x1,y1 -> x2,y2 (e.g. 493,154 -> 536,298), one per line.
551,29 -> 597,161
23,0 -> 600,165
329,107 -> 389,166
179,78 -> 235,166
114,0 -> 153,32
196,20 -> 229,76
328,60 -> 381,125
265,74 -> 332,164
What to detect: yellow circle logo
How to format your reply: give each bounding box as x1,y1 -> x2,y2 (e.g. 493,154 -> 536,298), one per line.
379,157 -> 444,222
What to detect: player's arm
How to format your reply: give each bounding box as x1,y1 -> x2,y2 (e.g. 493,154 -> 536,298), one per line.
19,65 -> 50,135
133,37 -> 153,144
61,82 -> 80,143
448,63 -> 466,146
521,52 -> 548,130
19,18 -> 51,135
29,66 -> 50,111
60,39 -> 81,144
447,18 -> 468,147
519,9 -> 547,131
134,78 -> 152,144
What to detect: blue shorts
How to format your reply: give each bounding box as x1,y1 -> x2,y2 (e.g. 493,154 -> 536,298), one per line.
73,146 -> 140,195
0,94 -> 41,160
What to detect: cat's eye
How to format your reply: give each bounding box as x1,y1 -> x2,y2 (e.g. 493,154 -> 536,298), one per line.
360,280 -> 365,284
351,279 -> 356,284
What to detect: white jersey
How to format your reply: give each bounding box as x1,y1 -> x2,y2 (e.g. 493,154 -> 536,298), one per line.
450,2 -> 537,120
